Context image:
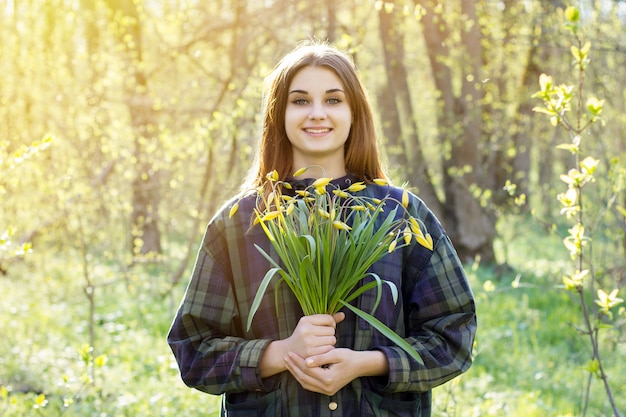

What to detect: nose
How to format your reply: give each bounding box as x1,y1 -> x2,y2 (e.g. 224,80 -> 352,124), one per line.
308,101 -> 327,120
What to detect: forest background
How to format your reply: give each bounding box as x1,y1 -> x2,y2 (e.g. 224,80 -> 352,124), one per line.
1,0 -> 625,416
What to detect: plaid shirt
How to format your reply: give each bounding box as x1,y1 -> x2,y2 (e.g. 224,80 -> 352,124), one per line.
168,175 -> 476,417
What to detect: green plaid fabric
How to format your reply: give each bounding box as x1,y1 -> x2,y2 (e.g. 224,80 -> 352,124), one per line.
168,175 -> 476,416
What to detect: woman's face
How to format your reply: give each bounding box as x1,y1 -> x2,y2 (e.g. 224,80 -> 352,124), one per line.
284,65 -> 352,174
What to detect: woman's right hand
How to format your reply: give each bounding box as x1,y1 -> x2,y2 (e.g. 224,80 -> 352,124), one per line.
259,312 -> 345,378
285,313 -> 344,357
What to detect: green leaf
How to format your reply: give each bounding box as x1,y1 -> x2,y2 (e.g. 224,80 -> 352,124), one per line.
299,234 -> 316,261
565,6 -> 580,22
247,267 -> 282,331
254,243 -> 282,270
556,143 -> 580,154
339,300 -> 425,365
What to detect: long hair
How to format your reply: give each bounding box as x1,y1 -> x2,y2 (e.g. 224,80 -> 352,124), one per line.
243,41 -> 387,191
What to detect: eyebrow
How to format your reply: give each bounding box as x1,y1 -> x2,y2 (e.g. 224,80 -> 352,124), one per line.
288,88 -> 345,95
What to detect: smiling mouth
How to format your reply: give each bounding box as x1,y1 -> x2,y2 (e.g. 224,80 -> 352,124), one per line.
304,128 -> 331,134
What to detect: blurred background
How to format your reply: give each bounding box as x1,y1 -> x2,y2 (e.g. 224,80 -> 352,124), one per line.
1,0 -> 624,416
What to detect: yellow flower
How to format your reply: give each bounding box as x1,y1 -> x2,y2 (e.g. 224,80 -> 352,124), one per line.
402,188 -> 409,208
348,182 -> 366,192
296,190 -> 311,197
254,209 -> 275,242
312,177 -> 332,188
229,202 -> 239,218
596,289 -> 623,311
350,205 -> 366,211
332,220 -> 352,231
416,233 -> 434,250
373,178 -> 388,186
318,208 -> 330,219
333,189 -> 349,198
563,269 -> 588,291
403,226 -> 412,245
293,167 -> 308,177
409,217 -> 421,235
266,170 -> 279,182
388,239 -> 397,253
262,211 -> 281,221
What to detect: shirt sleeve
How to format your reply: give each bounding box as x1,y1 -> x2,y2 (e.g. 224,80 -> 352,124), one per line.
372,201 -> 477,393
167,219 -> 279,395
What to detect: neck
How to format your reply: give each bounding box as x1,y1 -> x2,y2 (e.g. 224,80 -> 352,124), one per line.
292,156 -> 347,179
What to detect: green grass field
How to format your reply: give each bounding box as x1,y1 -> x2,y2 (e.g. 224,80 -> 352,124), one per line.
1,214 -> 624,416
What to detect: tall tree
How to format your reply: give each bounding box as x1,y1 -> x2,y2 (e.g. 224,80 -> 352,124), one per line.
416,0 -> 496,261
101,0 -> 162,256
377,1 -> 442,218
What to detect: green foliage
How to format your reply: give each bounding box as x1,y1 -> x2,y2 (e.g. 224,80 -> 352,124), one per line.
0,135 -> 52,270
433,214 -> 625,417
531,6 -> 624,416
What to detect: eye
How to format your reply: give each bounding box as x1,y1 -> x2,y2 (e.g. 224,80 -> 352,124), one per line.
292,98 -> 308,105
327,97 -> 341,105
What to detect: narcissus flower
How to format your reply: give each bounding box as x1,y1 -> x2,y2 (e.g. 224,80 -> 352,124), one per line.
333,189 -> 349,198
266,170 -> 279,182
318,208 -> 331,219
403,226 -> 412,245
293,167 -> 308,177
262,211 -> 282,221
402,188 -> 409,208
229,202 -> 239,218
416,233 -> 434,251
332,220 -> 352,231
312,177 -> 332,188
348,182 -> 366,192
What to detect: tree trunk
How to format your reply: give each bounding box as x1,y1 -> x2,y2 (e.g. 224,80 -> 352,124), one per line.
103,0 -> 162,256
326,0 -> 336,43
417,0 -> 496,262
377,1 -> 442,219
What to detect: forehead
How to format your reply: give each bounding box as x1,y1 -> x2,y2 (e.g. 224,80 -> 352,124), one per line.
288,66 -> 345,91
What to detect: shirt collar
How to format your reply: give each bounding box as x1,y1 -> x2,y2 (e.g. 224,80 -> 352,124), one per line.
285,173 -> 361,190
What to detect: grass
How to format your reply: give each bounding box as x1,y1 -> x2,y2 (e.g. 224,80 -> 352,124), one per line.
0,213 -> 624,416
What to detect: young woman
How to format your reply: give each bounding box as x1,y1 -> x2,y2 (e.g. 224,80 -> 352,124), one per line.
168,42 -> 476,417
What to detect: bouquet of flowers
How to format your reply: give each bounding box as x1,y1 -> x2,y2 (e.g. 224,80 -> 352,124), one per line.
231,168 -> 433,364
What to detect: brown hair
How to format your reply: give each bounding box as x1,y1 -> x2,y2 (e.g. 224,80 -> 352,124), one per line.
244,41 -> 387,190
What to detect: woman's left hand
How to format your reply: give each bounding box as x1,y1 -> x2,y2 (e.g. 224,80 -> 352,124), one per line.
283,348 -> 388,396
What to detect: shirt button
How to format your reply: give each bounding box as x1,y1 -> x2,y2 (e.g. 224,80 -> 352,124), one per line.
328,401 -> 338,411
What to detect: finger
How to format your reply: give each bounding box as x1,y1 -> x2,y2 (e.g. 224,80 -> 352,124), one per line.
285,353 -> 318,382
302,314 -> 337,328
333,312 -> 345,324
286,351 -> 306,367
306,350 -> 338,368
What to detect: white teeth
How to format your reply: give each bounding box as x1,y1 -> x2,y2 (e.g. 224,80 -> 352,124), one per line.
305,128 -> 330,134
